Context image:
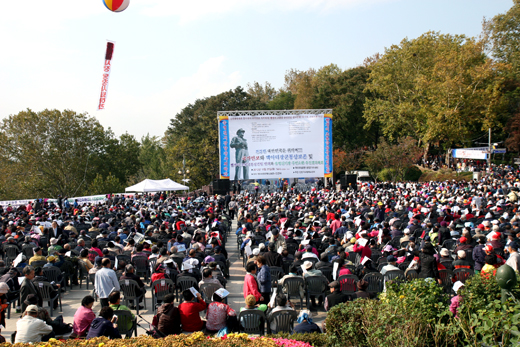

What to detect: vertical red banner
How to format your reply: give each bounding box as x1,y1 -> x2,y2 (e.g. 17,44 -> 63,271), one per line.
97,41 -> 115,111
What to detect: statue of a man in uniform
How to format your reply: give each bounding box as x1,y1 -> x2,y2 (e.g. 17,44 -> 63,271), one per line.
230,128 -> 249,180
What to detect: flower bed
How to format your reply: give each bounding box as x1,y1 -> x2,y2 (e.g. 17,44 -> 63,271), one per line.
2,333 -> 313,347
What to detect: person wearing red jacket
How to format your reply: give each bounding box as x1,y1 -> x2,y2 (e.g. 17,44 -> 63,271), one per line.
353,236 -> 372,260
178,290 -> 207,332
243,262 -> 262,302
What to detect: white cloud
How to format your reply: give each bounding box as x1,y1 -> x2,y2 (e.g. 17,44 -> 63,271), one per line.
99,56 -> 242,139
141,0 -> 395,23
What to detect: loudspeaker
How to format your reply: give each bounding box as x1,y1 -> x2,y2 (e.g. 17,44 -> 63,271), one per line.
212,179 -> 230,195
340,175 -> 357,190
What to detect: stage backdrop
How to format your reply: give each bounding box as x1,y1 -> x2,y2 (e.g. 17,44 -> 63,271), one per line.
218,110 -> 333,180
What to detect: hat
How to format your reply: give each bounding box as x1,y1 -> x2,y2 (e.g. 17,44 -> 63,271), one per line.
95,257 -> 103,266
33,246 -> 41,253
457,250 -> 466,259
383,245 -> 394,252
387,255 -> 397,262
328,281 -> 340,289
459,237 -> 467,244
303,261 -> 313,270
484,245 -> 494,253
509,241 -> 519,250
144,240 -> 153,245
50,238 -> 58,245
0,283 -> 9,294
440,248 -> 450,257
252,248 -> 260,256
204,256 -> 215,263
491,232 -> 501,240
47,255 -> 56,262
453,281 -> 464,294
25,305 -> 38,314
404,228 -> 410,235
245,294 -> 257,306
236,128 -> 245,135
424,236 -> 431,241
214,246 -> 222,252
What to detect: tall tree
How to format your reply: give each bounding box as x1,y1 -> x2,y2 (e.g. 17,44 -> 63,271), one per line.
0,109 -> 113,198
364,137 -> 423,182
312,65 -> 379,149
283,68 -> 316,109
364,31 -> 507,153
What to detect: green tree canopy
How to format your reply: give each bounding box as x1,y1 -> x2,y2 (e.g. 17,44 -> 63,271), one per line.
0,109 -> 113,198
364,31 -> 507,151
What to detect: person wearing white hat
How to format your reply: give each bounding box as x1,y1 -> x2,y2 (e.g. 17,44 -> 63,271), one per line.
14,305 -> 53,343
450,281 -> 465,317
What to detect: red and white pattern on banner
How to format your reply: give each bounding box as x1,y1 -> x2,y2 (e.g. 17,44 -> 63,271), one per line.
97,59 -> 112,110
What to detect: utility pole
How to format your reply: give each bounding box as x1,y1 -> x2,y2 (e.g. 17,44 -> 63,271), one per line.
488,128 -> 491,168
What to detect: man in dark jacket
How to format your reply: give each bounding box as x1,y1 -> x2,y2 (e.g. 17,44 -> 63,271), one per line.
473,236 -> 487,272
324,281 -> 349,311
156,294 -> 182,336
119,264 -> 146,308
264,243 -> 283,268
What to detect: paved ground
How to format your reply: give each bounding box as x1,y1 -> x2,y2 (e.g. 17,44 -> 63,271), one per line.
1,219 -> 326,338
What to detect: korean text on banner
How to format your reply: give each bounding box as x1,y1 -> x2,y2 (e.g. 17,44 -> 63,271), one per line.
97,41 -> 115,111
219,111 -> 333,180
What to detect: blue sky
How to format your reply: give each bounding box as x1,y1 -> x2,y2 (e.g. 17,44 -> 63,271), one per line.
0,0 -> 513,139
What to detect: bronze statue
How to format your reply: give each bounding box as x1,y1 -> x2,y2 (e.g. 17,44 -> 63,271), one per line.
230,128 -> 249,180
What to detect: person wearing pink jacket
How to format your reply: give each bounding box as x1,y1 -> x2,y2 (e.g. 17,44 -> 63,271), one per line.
243,262 -> 263,302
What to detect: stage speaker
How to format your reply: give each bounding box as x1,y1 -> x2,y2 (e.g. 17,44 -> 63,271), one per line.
212,179 -> 230,195
340,175 -> 357,190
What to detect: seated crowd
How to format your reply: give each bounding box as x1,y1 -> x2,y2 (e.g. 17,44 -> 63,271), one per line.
1,163 -> 520,341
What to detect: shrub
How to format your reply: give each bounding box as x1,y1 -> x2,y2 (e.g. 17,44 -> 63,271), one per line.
325,298 -> 370,347
325,279 -> 452,347
404,165 -> 422,181
457,272 -> 520,346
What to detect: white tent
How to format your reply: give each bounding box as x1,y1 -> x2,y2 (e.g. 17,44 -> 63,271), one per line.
125,178 -> 189,192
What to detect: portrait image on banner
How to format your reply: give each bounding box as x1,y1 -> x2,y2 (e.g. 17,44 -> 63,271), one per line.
219,111 -> 333,180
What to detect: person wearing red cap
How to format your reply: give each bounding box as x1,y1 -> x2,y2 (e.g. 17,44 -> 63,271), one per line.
487,232 -> 505,257
454,236 -> 473,255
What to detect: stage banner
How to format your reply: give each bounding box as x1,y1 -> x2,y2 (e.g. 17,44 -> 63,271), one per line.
452,148 -> 488,160
219,111 -> 333,180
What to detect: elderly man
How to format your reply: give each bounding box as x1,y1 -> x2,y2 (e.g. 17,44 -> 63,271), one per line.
29,247 -> 46,265
95,258 -> 120,308
506,241 -> 520,272
324,281 -> 350,311
15,305 -> 53,343
120,264 -> 146,309
20,266 -> 41,312
74,239 -> 86,253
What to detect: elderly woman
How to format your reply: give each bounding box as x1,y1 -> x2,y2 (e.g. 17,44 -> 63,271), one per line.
294,310 -> 322,334
72,296 -> 96,338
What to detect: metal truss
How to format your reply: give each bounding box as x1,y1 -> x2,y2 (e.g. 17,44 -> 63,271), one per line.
217,109 -> 333,116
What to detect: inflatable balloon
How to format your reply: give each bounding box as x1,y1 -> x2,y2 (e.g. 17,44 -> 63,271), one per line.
103,0 -> 130,12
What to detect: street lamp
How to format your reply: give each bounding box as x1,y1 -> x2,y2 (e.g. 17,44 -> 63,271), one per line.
178,155 -> 190,191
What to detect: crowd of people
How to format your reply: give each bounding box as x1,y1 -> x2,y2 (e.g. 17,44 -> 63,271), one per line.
0,163 -> 518,342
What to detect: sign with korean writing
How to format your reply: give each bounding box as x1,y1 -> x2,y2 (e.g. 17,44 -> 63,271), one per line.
219,112 -> 333,179
97,41 -> 115,111
452,149 -> 487,160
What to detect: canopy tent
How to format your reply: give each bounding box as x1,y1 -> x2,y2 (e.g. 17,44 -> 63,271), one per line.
125,178 -> 188,192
